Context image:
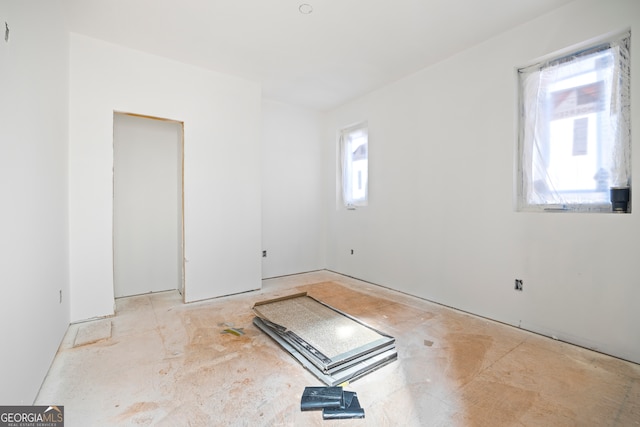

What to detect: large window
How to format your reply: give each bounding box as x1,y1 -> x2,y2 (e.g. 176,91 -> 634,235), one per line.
517,32 -> 631,212
339,123 -> 368,208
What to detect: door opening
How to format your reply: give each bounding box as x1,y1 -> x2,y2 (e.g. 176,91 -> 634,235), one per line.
113,112 -> 185,300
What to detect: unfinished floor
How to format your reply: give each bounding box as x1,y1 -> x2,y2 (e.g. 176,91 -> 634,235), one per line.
36,271 -> 640,426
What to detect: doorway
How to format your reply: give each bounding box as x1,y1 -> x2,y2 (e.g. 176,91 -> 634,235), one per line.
113,112 -> 184,299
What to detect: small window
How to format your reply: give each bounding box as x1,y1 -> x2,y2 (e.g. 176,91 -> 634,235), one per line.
517,32 -> 631,212
339,123 -> 368,208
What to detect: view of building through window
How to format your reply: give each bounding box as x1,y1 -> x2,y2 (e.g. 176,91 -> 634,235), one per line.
350,133 -> 368,202
544,51 -> 615,202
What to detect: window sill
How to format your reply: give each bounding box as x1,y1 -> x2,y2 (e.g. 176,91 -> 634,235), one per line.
518,203 -> 630,213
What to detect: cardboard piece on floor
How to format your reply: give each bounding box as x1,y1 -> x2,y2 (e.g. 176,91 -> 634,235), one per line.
73,320 -> 112,347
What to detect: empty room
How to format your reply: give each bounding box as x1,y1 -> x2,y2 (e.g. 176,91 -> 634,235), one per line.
1,0 -> 639,425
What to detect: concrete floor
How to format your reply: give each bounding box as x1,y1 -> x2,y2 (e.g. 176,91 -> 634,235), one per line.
36,271 -> 640,426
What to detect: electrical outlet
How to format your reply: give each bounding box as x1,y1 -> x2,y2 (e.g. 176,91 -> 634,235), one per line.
350,249 -> 354,255
262,250 -> 267,258
514,279 -> 523,291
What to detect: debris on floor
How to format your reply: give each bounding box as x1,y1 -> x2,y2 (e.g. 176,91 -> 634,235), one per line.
323,390 -> 364,420
252,292 -> 397,385
300,386 -> 365,420
221,327 -> 245,336
218,322 -> 245,336
300,386 -> 343,411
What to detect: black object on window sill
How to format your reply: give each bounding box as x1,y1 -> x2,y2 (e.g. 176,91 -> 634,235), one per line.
610,187 -> 631,213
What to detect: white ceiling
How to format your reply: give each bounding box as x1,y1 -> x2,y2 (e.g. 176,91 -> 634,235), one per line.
63,0 -> 574,111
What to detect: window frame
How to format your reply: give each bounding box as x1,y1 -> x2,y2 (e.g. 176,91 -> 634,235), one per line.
338,122 -> 369,209
516,31 -> 631,213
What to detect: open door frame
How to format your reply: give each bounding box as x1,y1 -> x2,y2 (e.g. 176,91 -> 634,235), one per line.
112,111 -> 186,302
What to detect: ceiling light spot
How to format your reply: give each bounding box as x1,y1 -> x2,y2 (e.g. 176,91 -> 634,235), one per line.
299,4 -> 313,14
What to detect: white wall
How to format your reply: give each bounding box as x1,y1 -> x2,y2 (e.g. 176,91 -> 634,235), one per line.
0,1 -> 70,404
261,100 -> 326,278
325,0 -> 640,364
69,34 -> 262,321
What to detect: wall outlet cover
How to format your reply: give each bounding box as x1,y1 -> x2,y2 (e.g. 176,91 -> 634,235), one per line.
515,279 -> 523,291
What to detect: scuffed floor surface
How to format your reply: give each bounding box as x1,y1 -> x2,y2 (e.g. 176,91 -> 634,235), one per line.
36,271 -> 640,426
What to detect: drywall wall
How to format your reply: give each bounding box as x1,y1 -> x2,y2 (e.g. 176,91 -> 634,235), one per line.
261,101 -> 326,278
0,1 -> 70,404
69,34 -> 262,321
325,0 -> 640,363
113,114 -> 183,298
